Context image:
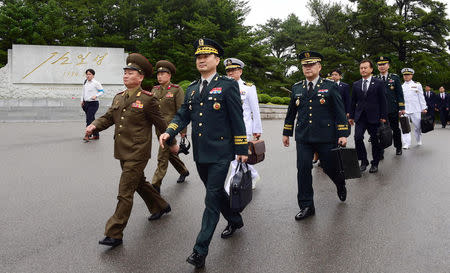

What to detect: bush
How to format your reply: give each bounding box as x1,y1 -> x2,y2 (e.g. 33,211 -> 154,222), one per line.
282,97 -> 290,105
258,94 -> 271,103
270,96 -> 283,104
178,80 -> 192,91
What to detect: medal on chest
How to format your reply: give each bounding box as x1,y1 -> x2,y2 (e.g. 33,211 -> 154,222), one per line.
390,85 -> 394,90
296,98 -> 300,106
320,98 -> 325,104
213,102 -> 221,110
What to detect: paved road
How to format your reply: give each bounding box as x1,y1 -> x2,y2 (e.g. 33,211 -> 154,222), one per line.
1,120 -> 449,273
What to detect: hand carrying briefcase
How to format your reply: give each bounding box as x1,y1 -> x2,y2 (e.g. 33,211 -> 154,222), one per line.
399,115 -> 411,134
421,113 -> 434,133
229,162 -> 253,213
331,146 -> 361,179
247,139 -> 265,165
377,122 -> 393,149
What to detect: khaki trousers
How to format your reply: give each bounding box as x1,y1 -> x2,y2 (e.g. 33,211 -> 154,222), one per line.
105,160 -> 169,239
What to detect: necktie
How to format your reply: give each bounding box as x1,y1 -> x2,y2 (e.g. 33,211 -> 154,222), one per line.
382,76 -> 386,82
201,80 -> 208,94
427,92 -> 430,98
308,82 -> 314,97
363,79 -> 368,94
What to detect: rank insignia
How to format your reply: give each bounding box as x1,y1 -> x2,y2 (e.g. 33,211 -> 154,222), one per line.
296,98 -> 300,106
320,98 -> 325,104
213,102 -> 221,110
390,86 -> 394,90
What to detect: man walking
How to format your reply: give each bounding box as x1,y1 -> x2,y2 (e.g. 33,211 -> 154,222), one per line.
159,38 -> 248,269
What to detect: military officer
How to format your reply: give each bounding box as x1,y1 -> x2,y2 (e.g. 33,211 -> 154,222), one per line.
436,86 -> 449,128
159,38 -> 248,269
85,53 -> 172,247
400,68 -> 427,148
223,57 -> 262,190
331,69 -> 351,118
424,85 -> 437,123
150,60 -> 190,193
374,56 -> 405,156
282,51 -> 349,221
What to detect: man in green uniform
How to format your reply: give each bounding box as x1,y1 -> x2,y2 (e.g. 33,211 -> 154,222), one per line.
159,38 -> 248,269
282,51 -> 349,221
151,60 -> 189,193
85,53 -> 173,247
374,56 -> 405,156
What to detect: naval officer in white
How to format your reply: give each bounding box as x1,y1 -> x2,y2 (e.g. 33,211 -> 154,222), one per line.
224,58 -> 262,190
401,68 -> 427,149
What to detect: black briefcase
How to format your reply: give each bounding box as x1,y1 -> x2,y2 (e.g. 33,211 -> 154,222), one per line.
229,162 -> 252,212
399,115 -> 411,134
377,122 -> 393,149
421,113 -> 434,133
331,147 -> 361,179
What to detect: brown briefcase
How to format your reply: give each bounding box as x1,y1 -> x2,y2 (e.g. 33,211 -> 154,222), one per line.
247,139 -> 265,165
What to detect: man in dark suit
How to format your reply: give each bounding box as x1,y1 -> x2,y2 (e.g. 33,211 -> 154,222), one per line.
436,86 -> 449,128
374,56 -> 405,156
159,38 -> 248,269
282,51 -> 349,221
349,59 -> 388,173
331,69 -> 351,118
424,85 -> 437,123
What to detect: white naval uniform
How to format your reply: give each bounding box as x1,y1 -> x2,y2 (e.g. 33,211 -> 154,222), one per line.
401,80 -> 427,147
226,79 -> 263,193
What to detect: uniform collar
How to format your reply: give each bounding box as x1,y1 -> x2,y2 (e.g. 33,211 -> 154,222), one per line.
306,76 -> 319,88
201,73 -> 216,85
126,86 -> 141,96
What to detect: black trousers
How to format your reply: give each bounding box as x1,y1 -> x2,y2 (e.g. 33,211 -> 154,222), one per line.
355,114 -> 382,166
387,112 -> 401,149
439,108 -> 448,127
295,142 -> 345,209
83,101 -> 99,136
193,161 -> 242,256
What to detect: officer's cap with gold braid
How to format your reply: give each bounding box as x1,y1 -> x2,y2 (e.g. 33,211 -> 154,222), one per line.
375,56 -> 391,65
401,68 -> 414,75
194,38 -> 224,57
155,60 -> 176,74
299,51 -> 323,65
124,53 -> 153,77
223,58 -> 245,70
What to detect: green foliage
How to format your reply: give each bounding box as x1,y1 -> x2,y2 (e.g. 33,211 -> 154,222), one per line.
270,96 -> 283,104
281,97 -> 291,105
178,80 -> 192,91
258,94 -> 271,103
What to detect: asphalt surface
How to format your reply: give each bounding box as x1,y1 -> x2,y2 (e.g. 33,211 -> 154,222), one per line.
1,120 -> 449,273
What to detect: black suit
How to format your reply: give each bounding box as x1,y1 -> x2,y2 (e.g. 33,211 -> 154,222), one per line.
337,81 -> 351,115
436,93 -> 450,127
424,91 -> 437,122
350,77 -> 387,166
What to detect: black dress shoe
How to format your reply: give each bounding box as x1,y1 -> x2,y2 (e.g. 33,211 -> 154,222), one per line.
360,162 -> 369,172
148,205 -> 171,221
369,165 -> 378,173
99,236 -> 122,247
220,222 -> 244,239
295,206 -> 315,220
177,171 -> 189,183
337,185 -> 347,201
396,148 -> 402,155
152,184 -> 160,193
186,251 -> 206,268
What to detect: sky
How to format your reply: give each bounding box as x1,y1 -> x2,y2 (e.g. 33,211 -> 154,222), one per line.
244,0 -> 450,27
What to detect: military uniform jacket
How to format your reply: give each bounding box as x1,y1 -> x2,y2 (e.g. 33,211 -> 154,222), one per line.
374,73 -> 405,113
92,87 -> 168,160
237,79 -> 262,135
165,74 -> 248,164
152,83 -> 186,134
402,80 -> 427,114
283,77 -> 349,143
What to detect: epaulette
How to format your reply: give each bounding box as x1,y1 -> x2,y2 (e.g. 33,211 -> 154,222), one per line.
325,78 -> 334,82
171,84 -> 180,88
244,81 -> 254,86
141,90 -> 153,96
188,80 -> 199,86
293,80 -> 303,86
117,91 -> 125,97
219,75 -> 233,81
390,73 -> 399,78
153,85 -> 161,89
